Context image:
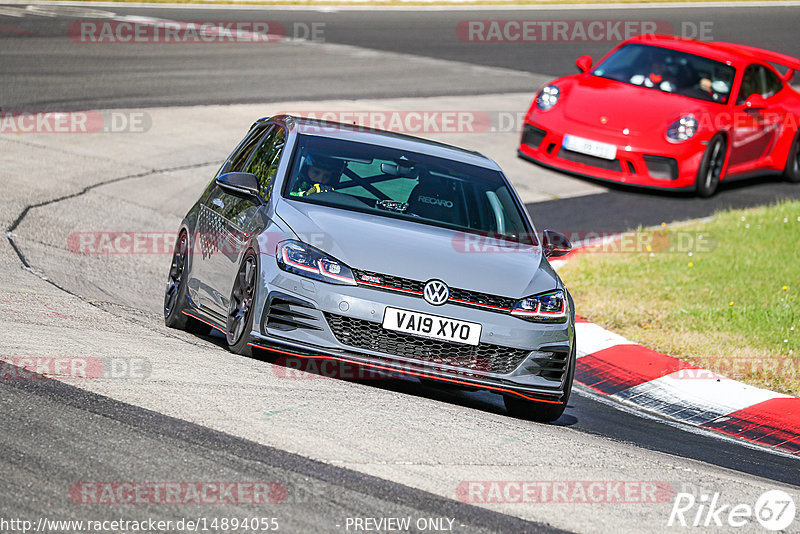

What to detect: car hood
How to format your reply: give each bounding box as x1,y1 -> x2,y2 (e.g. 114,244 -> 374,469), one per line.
559,74 -> 709,135
275,200 -> 559,298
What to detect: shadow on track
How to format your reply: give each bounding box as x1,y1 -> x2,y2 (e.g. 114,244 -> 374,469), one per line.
527,173 -> 800,233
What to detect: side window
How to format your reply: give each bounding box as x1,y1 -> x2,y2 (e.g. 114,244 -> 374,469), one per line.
245,126 -> 287,199
226,127 -> 268,174
736,65 -> 763,105
763,67 -> 783,98
200,126 -> 266,206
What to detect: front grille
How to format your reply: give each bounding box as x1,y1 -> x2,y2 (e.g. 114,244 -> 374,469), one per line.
358,271 -> 424,293
352,269 -> 516,313
324,313 -> 530,375
558,147 -> 622,172
448,288 -> 516,310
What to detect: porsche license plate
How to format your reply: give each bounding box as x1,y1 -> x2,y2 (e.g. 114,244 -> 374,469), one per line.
382,307 -> 481,346
562,134 -> 617,160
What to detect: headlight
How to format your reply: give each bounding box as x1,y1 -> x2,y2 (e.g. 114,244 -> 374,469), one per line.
511,290 -> 567,322
277,240 -> 356,286
536,85 -> 560,111
666,115 -> 698,142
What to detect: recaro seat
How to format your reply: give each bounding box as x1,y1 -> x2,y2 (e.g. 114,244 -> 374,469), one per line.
406,169 -> 465,226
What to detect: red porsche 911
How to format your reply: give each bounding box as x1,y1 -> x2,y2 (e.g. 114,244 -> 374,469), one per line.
518,34 -> 800,196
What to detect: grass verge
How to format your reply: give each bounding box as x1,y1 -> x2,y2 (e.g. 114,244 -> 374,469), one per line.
559,199 -> 800,397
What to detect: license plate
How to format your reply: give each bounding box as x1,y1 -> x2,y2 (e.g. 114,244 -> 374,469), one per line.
562,134 -> 617,160
382,307 -> 481,346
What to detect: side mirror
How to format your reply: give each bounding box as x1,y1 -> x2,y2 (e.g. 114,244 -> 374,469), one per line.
543,230 -> 572,258
216,172 -> 261,200
744,94 -> 767,110
575,55 -> 593,73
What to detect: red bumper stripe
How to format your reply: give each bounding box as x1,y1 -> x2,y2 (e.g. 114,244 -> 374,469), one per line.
182,311 -> 225,333
249,342 -> 563,404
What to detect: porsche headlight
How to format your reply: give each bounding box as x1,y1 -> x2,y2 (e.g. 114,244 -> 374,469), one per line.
511,290 -> 567,322
666,115 -> 698,142
536,85 -> 561,111
277,240 -> 356,285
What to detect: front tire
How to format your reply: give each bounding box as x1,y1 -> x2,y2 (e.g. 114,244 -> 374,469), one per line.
695,134 -> 727,198
504,342 -> 576,423
226,250 -> 258,356
783,130 -> 800,183
164,231 -> 211,335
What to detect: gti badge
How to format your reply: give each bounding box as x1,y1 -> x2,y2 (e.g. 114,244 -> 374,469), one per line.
423,280 -> 449,306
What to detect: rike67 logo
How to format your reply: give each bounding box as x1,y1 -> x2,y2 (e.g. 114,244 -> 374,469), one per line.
668,489 -> 796,530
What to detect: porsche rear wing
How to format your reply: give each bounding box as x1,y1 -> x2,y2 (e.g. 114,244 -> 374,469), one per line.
714,41 -> 800,82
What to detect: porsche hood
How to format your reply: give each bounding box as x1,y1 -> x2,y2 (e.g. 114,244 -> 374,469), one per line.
556,75 -> 710,135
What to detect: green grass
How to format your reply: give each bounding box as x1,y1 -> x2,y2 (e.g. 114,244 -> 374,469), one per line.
560,200 -> 800,396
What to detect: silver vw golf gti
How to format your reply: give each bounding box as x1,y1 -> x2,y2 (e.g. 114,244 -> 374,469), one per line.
164,115 -> 575,422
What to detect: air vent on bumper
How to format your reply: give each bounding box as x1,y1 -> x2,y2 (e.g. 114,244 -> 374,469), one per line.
521,125 -> 547,149
643,155 -> 678,180
262,292 -> 321,332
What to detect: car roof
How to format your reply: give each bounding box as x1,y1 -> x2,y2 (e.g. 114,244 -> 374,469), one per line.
254,115 -> 501,171
623,34 -> 800,70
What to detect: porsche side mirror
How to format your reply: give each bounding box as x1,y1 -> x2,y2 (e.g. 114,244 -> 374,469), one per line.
216,172 -> 261,200
744,94 -> 768,110
575,55 -> 593,73
543,229 -> 572,258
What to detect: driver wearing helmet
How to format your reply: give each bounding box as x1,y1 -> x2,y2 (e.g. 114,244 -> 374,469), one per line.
291,155 -> 345,197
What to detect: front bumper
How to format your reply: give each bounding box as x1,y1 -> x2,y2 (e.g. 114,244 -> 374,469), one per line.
249,269 -> 574,404
518,119 -> 705,190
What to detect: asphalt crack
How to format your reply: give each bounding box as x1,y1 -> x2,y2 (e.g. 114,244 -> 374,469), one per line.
5,159 -> 222,345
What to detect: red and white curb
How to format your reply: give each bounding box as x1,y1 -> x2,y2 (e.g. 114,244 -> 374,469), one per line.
553,245 -> 800,457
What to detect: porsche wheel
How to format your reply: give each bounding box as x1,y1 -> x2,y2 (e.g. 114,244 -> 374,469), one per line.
695,134 -> 726,198
226,250 -> 258,356
504,341 -> 575,423
164,231 -> 211,335
784,131 -> 800,183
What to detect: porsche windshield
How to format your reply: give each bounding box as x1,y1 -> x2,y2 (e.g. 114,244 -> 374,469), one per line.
592,43 -> 736,104
283,134 -> 536,245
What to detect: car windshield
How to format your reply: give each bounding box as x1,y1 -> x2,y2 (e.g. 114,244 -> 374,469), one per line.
283,133 -> 536,245
592,43 -> 736,104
